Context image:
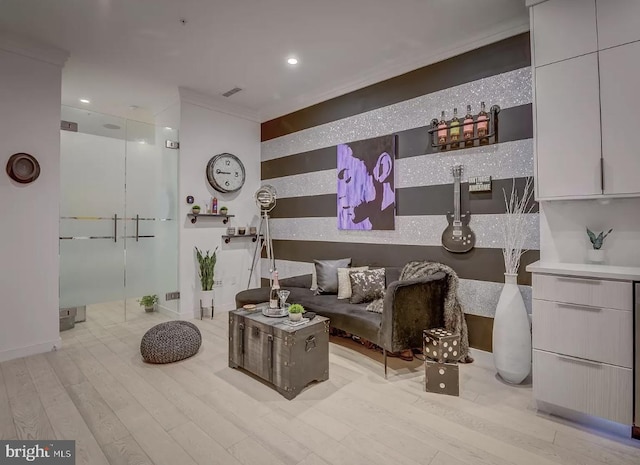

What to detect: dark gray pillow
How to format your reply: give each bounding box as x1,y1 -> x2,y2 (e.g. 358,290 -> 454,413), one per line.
349,268 -> 386,304
314,258 -> 351,294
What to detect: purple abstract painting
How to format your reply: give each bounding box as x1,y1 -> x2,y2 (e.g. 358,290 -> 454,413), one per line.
337,135 -> 396,230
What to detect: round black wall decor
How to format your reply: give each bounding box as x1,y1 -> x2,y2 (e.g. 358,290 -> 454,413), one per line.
6,153 -> 40,184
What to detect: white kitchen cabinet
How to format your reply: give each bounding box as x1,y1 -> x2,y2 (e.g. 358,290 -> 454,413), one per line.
529,268 -> 635,426
535,53 -> 602,198
599,41 -> 640,196
596,0 -> 640,50
532,0 -> 597,67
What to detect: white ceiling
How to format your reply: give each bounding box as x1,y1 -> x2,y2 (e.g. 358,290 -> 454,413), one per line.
0,0 -> 529,123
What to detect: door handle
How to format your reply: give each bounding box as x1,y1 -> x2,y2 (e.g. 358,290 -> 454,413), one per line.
114,214 -> 117,243
136,214 -> 139,242
557,302 -> 602,312
556,354 -> 603,368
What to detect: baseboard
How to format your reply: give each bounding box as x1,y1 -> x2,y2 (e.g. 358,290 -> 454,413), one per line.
156,304 -> 181,319
0,337 -> 62,363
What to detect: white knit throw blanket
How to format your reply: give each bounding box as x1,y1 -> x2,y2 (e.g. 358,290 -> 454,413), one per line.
368,261 -> 473,363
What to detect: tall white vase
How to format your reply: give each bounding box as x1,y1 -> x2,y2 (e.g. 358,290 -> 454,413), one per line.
493,273 -> 531,384
200,290 -> 214,310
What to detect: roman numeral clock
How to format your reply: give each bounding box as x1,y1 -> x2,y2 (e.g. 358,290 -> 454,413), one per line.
206,152 -> 246,193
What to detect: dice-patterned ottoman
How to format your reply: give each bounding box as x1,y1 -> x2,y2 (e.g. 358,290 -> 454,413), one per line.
425,360 -> 459,396
423,327 -> 460,363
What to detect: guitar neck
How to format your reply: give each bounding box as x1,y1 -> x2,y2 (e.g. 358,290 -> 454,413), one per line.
453,177 -> 461,222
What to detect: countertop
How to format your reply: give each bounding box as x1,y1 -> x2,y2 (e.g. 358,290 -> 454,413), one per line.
526,261 -> 640,282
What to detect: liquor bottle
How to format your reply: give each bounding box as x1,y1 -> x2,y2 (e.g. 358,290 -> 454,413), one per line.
463,104 -> 474,146
212,197 -> 218,214
437,111 -> 448,146
269,270 -> 280,309
449,108 -> 460,144
477,101 -> 489,145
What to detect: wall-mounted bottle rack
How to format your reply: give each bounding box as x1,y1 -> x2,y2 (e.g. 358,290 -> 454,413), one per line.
428,104 -> 500,151
188,213 -> 234,224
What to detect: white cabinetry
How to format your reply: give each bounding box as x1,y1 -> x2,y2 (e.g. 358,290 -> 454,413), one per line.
596,0 -> 640,50
535,54 -> 601,198
532,0 -> 597,67
531,0 -> 640,200
599,41 -> 640,195
531,270 -> 633,425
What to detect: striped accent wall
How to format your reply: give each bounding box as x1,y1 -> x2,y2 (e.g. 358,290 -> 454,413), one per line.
260,33 -> 536,352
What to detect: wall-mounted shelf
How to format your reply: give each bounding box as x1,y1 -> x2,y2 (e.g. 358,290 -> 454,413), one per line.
222,234 -> 262,244
188,213 -> 234,224
428,105 -> 500,152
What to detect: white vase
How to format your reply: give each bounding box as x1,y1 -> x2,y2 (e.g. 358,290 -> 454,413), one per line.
493,273 -> 531,384
200,290 -> 214,309
587,249 -> 605,264
289,312 -> 302,322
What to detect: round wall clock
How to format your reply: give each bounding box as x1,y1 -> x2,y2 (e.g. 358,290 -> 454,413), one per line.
206,153 -> 246,193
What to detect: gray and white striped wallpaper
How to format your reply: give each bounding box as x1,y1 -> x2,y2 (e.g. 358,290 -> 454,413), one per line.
260,66 -> 536,318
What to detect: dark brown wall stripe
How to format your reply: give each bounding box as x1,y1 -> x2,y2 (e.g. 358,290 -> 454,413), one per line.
261,104 -> 532,180
270,177 -> 537,219
465,314 -> 493,352
269,240 -> 539,286
261,33 -> 531,141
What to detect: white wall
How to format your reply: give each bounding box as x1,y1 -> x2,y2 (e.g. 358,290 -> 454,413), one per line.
0,41 -> 68,361
540,198 -> 640,266
177,90 -> 261,317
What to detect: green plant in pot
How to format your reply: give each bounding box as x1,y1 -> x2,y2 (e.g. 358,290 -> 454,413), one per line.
192,205 -> 201,214
219,206 -> 228,215
586,228 -> 612,264
195,246 -> 218,313
288,303 -> 304,322
138,294 -> 158,313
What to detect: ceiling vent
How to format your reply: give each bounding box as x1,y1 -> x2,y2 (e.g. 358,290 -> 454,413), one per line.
222,87 -> 242,98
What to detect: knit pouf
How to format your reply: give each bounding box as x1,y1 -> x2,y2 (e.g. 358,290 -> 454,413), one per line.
140,321 -> 202,364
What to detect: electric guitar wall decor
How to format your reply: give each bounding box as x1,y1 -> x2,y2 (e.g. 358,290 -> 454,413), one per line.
442,164 -> 475,253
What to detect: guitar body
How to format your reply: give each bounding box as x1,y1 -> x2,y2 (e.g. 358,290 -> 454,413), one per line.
442,211 -> 476,253
441,164 -> 475,253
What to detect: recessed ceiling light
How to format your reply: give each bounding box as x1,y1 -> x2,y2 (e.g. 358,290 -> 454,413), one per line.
287,57 -> 298,65
79,98 -> 90,104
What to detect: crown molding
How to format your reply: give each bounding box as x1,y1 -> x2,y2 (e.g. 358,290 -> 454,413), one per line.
258,18 -> 530,123
0,31 -> 69,67
178,87 -> 261,123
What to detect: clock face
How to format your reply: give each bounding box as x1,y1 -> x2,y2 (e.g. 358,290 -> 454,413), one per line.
206,153 -> 246,193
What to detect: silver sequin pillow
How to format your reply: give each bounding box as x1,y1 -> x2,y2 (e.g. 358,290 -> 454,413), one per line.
349,268 -> 385,304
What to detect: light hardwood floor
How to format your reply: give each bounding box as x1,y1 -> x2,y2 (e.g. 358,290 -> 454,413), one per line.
1,306 -> 639,465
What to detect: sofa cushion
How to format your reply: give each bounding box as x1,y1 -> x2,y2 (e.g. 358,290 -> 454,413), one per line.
349,268 -> 386,304
337,266 -> 369,300
314,258 -> 351,294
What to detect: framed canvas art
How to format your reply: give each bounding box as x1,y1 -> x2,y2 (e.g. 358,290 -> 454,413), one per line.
337,135 -> 396,230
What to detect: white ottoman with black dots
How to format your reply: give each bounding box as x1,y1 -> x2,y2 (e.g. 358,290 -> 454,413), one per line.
423,327 -> 460,363
425,360 -> 459,396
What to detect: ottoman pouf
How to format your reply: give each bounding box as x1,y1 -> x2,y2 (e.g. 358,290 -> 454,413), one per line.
140,321 -> 202,364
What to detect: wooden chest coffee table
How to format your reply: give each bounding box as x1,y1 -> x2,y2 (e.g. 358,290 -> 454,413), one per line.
228,307 -> 329,399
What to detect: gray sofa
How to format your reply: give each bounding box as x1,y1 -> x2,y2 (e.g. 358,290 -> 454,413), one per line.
235,267 -> 448,377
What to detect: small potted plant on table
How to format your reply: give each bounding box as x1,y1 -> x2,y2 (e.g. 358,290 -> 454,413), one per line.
288,303 -> 304,322
139,294 -> 158,313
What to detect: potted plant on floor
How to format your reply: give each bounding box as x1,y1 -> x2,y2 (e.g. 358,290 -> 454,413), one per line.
288,303 -> 304,322
139,294 -> 158,313
195,246 -> 218,314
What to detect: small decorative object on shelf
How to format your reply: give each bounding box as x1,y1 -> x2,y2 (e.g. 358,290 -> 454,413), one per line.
220,206 -> 228,215
586,227 -> 612,264
227,227 -> 236,235
191,205 -> 201,214
211,197 -> 218,214
138,294 -> 158,313
288,303 -> 304,322
429,103 -> 500,151
249,226 -> 257,235
494,177 -> 534,385
238,227 -> 246,235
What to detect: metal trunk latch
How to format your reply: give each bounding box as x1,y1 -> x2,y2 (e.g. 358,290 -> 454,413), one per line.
305,335 -> 316,352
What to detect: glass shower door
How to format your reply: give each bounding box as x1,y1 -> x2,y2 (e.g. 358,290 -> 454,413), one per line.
59,108 -> 127,323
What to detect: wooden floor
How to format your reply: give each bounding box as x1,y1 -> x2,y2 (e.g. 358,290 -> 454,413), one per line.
1,306 -> 639,465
